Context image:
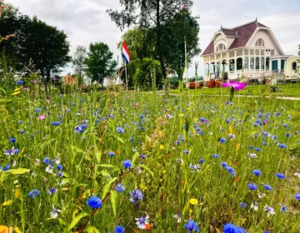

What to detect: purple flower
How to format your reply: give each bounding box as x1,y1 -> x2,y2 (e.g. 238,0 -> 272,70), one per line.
248,183 -> 257,190
295,193 -> 300,201
222,81 -> 246,90
129,189 -> 143,204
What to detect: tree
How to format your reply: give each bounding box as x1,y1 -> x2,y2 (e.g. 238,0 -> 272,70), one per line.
17,17 -> 70,93
107,0 -> 193,81
118,28 -> 163,89
73,45 -> 87,74
161,10 -> 200,89
72,46 -> 87,86
85,42 -> 117,87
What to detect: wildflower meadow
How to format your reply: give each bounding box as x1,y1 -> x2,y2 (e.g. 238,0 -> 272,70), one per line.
1,84 -> 300,233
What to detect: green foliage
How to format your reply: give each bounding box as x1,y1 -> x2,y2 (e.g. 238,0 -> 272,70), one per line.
85,42 -> 117,86
108,0 -> 194,79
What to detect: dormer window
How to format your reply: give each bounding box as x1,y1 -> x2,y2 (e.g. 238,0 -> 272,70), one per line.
216,43 -> 226,52
255,39 -> 265,47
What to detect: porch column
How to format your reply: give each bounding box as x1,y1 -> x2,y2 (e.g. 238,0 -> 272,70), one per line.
278,59 -> 281,73
234,51 -> 237,74
248,56 -> 251,72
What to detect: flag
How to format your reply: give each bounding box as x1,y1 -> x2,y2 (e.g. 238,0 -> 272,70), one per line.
122,41 -> 130,64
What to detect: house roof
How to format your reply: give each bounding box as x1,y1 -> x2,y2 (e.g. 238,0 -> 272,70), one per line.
202,20 -> 267,56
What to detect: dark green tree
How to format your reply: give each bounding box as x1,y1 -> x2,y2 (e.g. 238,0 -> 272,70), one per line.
17,17 -> 70,93
85,42 -> 117,87
161,10 -> 200,90
107,0 -> 193,81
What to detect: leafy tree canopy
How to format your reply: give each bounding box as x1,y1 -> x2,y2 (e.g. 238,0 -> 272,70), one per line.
85,42 -> 117,86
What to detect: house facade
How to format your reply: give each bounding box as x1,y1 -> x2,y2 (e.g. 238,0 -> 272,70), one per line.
201,20 -> 291,80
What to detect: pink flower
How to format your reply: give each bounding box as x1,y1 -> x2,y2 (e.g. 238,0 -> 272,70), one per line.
134,103 -> 139,106
38,114 -> 46,120
46,95 -> 50,104
222,81 -> 246,90
33,80 -> 37,85
23,87 -> 28,91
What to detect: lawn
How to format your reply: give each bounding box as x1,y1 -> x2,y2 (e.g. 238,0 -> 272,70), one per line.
1,88 -> 300,233
169,83 -> 300,98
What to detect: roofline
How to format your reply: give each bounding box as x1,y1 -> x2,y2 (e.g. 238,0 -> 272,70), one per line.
222,20 -> 265,31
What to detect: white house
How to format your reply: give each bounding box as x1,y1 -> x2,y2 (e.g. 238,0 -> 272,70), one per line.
201,19 -> 291,80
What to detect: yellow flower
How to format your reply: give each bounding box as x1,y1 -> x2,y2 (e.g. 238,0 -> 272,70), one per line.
15,226 -> 22,233
11,91 -> 20,96
160,145 -> 164,150
2,200 -> 12,206
14,87 -> 21,91
179,113 -> 184,117
189,198 -> 198,205
0,225 -> 8,233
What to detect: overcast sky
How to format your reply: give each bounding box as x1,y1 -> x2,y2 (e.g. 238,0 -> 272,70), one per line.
5,0 -> 300,77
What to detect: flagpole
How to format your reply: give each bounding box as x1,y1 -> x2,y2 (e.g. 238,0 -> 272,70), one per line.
125,61 -> 128,91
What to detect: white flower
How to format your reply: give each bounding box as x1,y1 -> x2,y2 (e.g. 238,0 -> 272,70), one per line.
45,165 -> 53,174
258,192 -> 265,199
264,205 -> 275,216
50,205 -> 61,219
135,215 -> 149,229
174,212 -> 181,223
294,172 -> 300,178
247,153 -> 257,159
251,202 -> 259,211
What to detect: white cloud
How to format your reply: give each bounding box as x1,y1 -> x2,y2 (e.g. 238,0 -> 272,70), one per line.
4,0 -> 300,78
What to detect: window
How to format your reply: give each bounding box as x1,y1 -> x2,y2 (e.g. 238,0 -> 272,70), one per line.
245,57 -> 249,71
216,43 -> 226,52
292,62 -> 297,70
229,59 -> 235,72
250,57 -> 254,70
266,57 -> 270,70
255,57 -> 260,70
205,63 -> 209,75
255,39 -> 265,47
261,57 -> 265,70
237,58 -> 243,70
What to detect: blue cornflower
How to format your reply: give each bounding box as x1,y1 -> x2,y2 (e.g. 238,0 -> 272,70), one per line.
236,227 -> 246,233
212,153 -> 219,158
108,151 -> 115,157
184,220 -> 199,232
255,147 -> 261,152
140,114 -> 145,119
3,164 -> 11,171
29,189 -> 40,198
281,205 -> 287,212
252,169 -> 261,176
51,121 -> 61,126
183,150 -> 190,154
295,193 -> 300,201
129,189 -> 143,204
34,108 -> 41,112
223,223 -> 237,233
20,129 -> 25,134
278,143 -> 287,149
57,164 -> 63,171
221,162 -> 228,168
200,159 -> 204,164
276,173 -> 285,179
240,203 -> 247,208
115,183 -> 125,193
248,183 -> 257,190
48,188 -> 57,195
75,125 -> 85,133
116,127 -> 124,134
295,131 -> 299,135
114,225 -> 125,233
263,184 -> 272,191
130,137 -> 134,142
219,137 -> 227,143
16,80 -> 24,85
122,160 -> 132,169
285,133 -> 291,138
141,154 -> 146,159
43,157 -> 50,164
87,196 -> 102,209
9,138 -> 16,143
226,166 -> 235,177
